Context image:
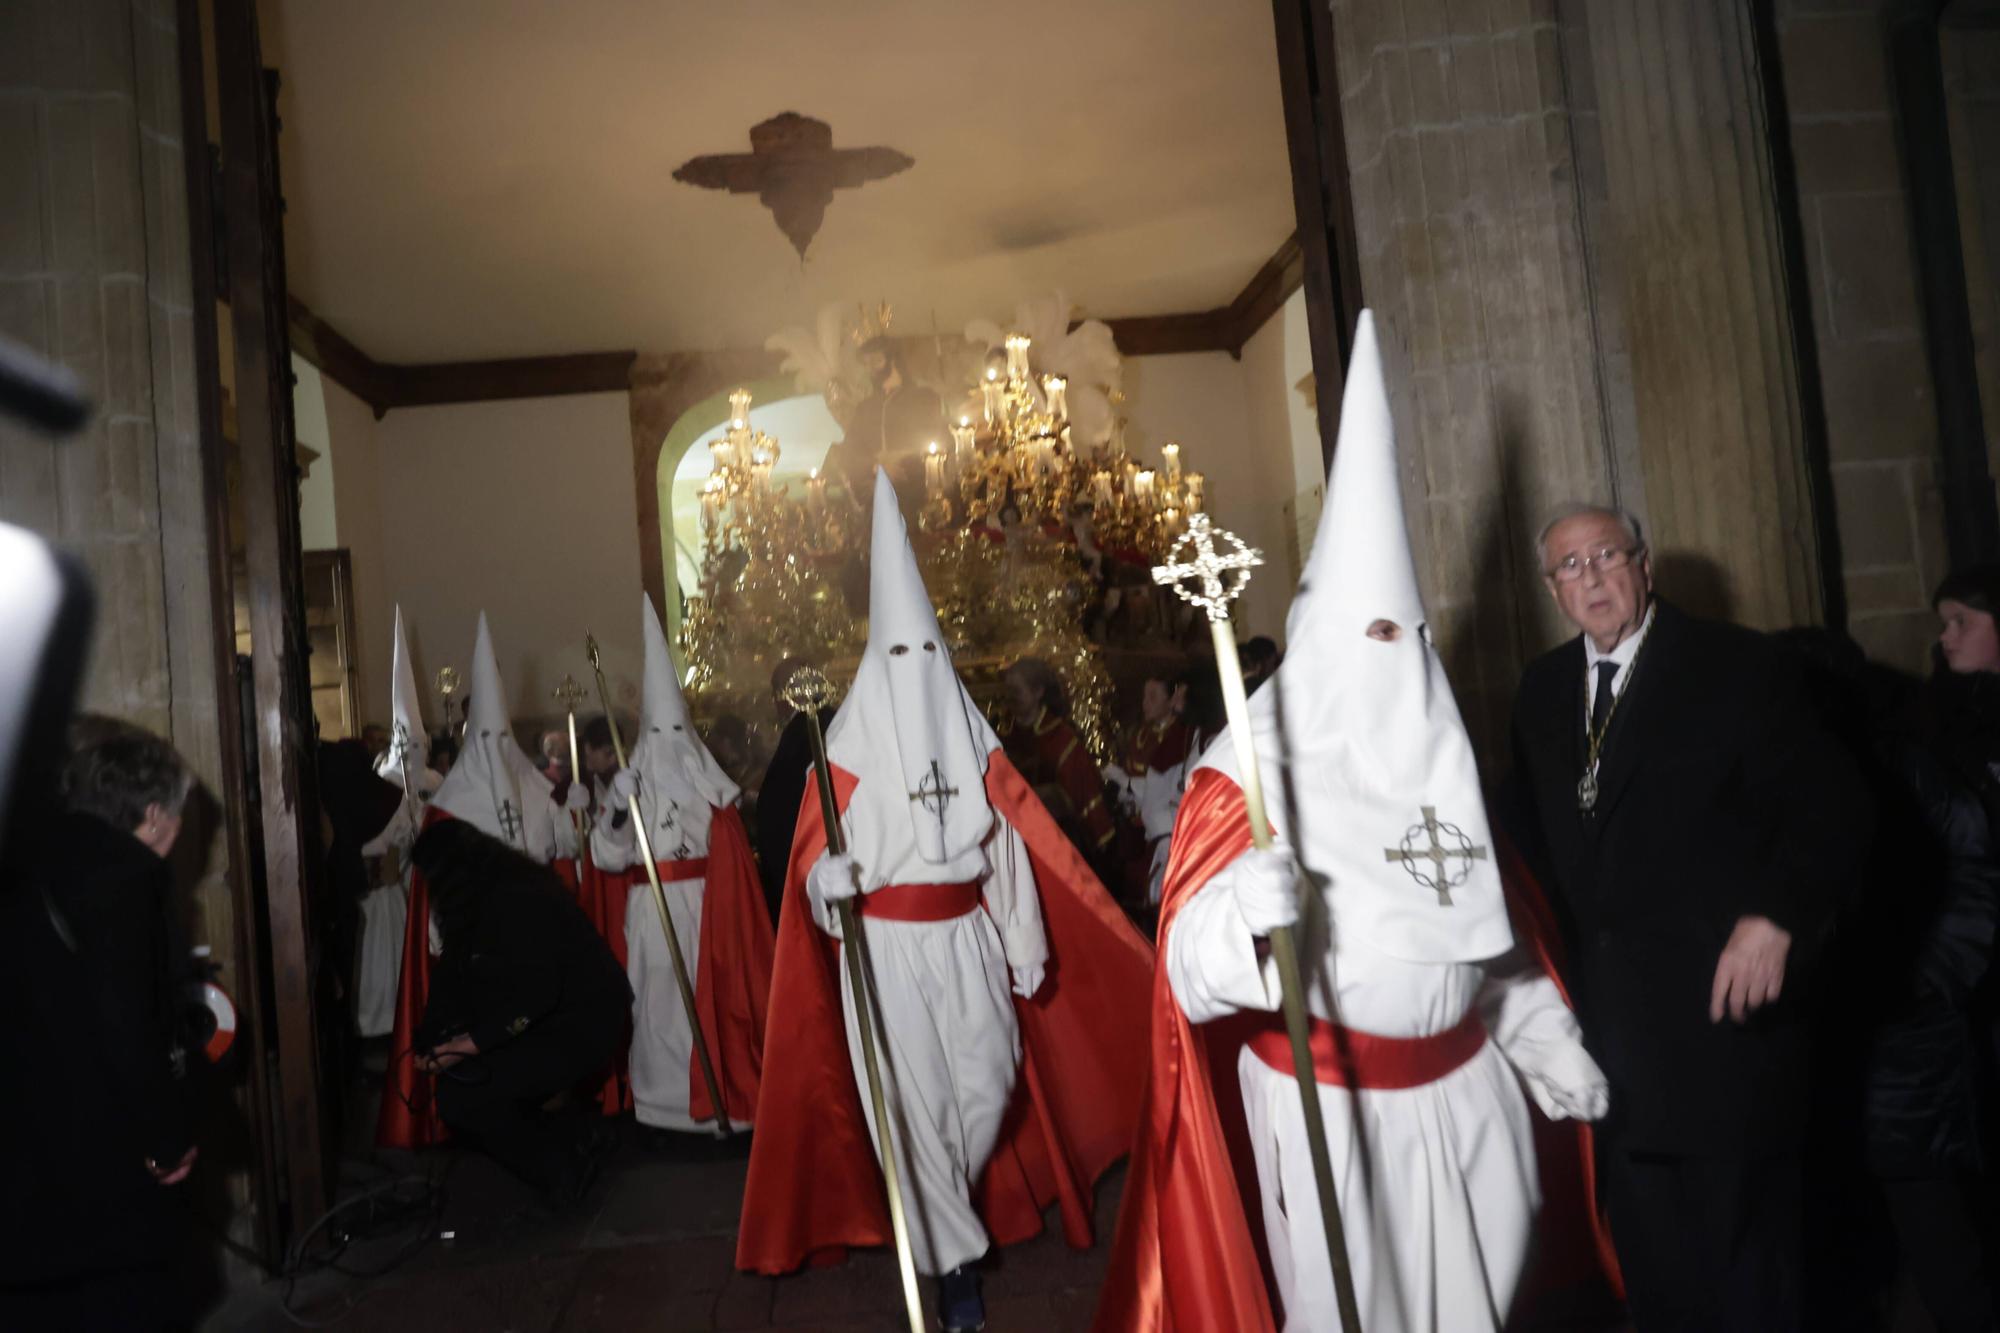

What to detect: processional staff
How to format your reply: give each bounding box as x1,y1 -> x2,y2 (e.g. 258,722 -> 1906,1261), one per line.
1153,514 -> 1363,1333
435,665 -> 461,740
779,665 -> 924,1333
553,674 -> 591,838
584,634 -> 732,1140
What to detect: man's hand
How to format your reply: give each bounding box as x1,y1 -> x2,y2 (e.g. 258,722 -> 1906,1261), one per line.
608,767 -> 640,809
562,781 -> 590,814
1710,915 -> 1791,1024
421,1032 -> 480,1072
1011,961 -> 1046,1000
148,1145 -> 197,1186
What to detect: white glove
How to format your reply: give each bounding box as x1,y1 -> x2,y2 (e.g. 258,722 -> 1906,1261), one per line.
808,852 -> 859,905
1234,844 -> 1301,936
607,767 -> 640,809
1011,961 -> 1046,1000
1512,1038 -> 1610,1122
562,781 -> 590,814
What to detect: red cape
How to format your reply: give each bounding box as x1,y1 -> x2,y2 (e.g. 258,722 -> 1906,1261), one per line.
374,809 -> 591,1149
735,751 -> 1155,1275
1092,769 -> 1616,1332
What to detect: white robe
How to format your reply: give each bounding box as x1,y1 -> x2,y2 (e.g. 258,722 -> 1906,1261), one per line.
1167,849 -> 1581,1333
809,812 -> 1049,1276
356,794 -> 426,1039
593,778 -> 723,1132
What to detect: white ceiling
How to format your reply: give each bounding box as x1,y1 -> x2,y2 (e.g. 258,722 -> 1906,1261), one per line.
260,0 -> 1296,363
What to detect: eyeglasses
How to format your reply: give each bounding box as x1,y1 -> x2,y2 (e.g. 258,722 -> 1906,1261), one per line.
1546,545 -> 1640,583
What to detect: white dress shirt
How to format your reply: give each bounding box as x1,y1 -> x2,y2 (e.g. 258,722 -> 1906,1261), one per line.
1582,601 -> 1656,726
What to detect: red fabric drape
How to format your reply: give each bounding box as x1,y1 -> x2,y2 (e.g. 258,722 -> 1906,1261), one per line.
376,806 -> 451,1150
687,805 -> 777,1125
1092,768 -> 1615,1332
734,752 -> 1154,1276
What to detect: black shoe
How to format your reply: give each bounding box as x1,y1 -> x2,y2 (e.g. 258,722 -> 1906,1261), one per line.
937,1266 -> 984,1333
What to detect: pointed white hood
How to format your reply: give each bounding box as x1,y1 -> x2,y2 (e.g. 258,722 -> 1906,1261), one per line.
430,613 -> 560,860
375,605 -> 441,798
826,469 -> 998,873
1197,312 -> 1512,964
626,594 -> 736,860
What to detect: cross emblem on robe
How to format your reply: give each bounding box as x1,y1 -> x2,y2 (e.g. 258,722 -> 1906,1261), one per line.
1152,513 -> 1264,624
1384,806 -> 1488,906
910,761 -> 959,838
388,720 -> 412,767
659,800 -> 693,861
498,799 -> 522,844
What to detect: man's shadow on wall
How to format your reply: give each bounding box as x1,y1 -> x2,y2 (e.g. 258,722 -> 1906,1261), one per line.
1650,550 -> 1735,624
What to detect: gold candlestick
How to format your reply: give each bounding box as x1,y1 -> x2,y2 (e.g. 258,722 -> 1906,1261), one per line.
779,666 -> 924,1333
1153,514 -> 1363,1333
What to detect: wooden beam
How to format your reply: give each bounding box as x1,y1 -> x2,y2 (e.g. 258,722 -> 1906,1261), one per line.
179,0 -> 283,1270
1272,0 -> 1365,467
216,0 -> 329,1233
388,351 -> 636,410
290,228 -> 1304,411
287,297 -> 393,416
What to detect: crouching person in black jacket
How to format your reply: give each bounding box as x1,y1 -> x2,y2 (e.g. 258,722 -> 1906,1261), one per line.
411,821 -> 631,1204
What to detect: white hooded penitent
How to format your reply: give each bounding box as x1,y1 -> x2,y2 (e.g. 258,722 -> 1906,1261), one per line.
826,469 -> 998,873
375,605 -> 439,799
430,613 -> 559,859
1197,310 -> 1513,964
625,593 -> 737,860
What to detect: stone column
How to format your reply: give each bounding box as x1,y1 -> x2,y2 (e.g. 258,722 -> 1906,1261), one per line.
1329,0 -> 1622,758
1585,0 -> 1824,629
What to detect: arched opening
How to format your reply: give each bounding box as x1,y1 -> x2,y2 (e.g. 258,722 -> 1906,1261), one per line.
654,380 -> 843,649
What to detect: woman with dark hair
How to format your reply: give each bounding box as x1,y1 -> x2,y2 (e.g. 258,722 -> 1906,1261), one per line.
1,718 -> 200,1329
1931,564 -> 2000,832
410,820 -> 630,1204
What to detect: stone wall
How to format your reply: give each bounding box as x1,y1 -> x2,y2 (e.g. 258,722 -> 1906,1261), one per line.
1777,0 -> 1953,672
1328,0 -> 1621,758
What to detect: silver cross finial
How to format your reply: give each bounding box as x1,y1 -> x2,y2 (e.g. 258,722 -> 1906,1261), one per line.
1152,513 -> 1263,623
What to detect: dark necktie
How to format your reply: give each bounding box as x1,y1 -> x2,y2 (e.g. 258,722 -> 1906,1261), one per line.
1591,660 -> 1619,735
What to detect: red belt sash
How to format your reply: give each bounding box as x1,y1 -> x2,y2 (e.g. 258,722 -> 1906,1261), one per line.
653,856 -> 708,881
855,880 -> 981,922
1246,1009 -> 1487,1089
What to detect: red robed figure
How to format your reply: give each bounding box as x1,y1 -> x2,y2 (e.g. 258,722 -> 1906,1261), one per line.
735,751 -> 1153,1275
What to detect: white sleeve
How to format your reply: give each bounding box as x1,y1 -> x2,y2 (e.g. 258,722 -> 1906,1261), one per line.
984,819 -> 1048,974
1165,850 -> 1281,1024
1476,951 -> 1603,1102
590,801 -> 636,872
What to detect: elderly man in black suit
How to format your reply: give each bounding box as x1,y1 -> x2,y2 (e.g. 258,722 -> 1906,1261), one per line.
1506,503 -> 1868,1331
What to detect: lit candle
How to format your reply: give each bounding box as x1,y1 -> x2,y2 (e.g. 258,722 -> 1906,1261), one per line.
1006,333 -> 1031,383
700,478 -> 722,533
952,415 -> 977,466
1161,440 -> 1182,483
1044,376 -> 1068,422
1093,470 -> 1113,507
806,466 -> 826,519
925,441 -> 946,499
982,369 -> 1002,424
1185,472 -> 1205,511
710,435 -> 735,471
1135,468 -> 1156,504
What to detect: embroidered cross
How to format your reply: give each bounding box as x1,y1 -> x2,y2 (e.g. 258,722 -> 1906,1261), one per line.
659,801 -> 693,861
498,799 -> 522,843
910,760 -> 959,837
1383,806 -> 1488,906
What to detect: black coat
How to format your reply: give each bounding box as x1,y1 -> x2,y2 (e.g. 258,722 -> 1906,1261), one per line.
0,812 -> 193,1286
417,861 -> 631,1058
1853,738 -> 2000,1176
1506,599 -> 1869,1154
755,706 -> 831,922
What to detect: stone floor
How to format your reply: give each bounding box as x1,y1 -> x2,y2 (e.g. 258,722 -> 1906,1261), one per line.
200,1119 -> 1119,1333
